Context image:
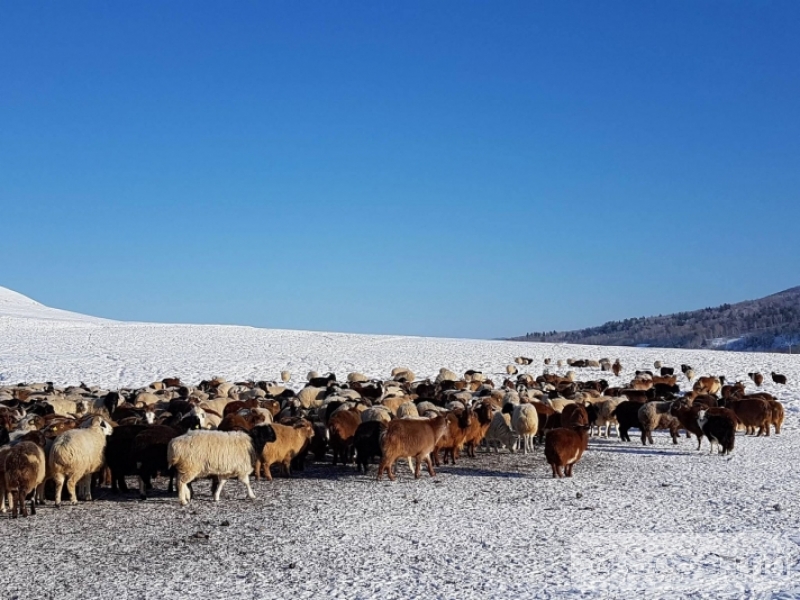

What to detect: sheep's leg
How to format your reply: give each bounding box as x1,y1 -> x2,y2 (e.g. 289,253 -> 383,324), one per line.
413,455 -> 422,479
388,461 -> 397,482
376,459 -> 386,481
66,477 -> 79,505
138,476 -> 148,500
264,462 -> 274,482
424,454 -> 435,478
177,475 -> 191,506
79,474 -> 92,501
407,457 -> 414,472
212,478 -> 226,502
254,460 -> 261,481
28,491 -> 35,516
241,474 -> 255,500
551,463 -> 557,478
53,474 -> 65,507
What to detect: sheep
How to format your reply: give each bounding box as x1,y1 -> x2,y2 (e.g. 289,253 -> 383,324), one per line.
280,370 -> 291,383
544,405 -> 590,478
360,406 -> 393,425
545,397 -> 575,413
697,410 -> 735,455
511,403 -> 538,454
354,420 -> 386,473
2,432 -> 47,517
506,365 -> 518,375
592,396 -> 625,438
612,360 -> 622,377
377,415 -> 448,481
347,372 -> 369,383
669,399 -> 705,450
693,377 -> 722,395
771,372 -> 787,385
256,420 -> 314,481
638,401 -> 681,445
167,425 -> 276,506
328,407 -> 361,465
391,367 -> 415,383
434,408 -> 473,465
297,386 -> 327,409
483,411 -> 519,453
654,361 -> 662,370
436,368 -> 459,383
380,395 -> 407,415
105,424 -> 150,493
767,399 -> 784,434
684,368 -> 696,382
725,397 -> 771,436
396,402 -> 419,419
611,400 -> 646,442
49,416 -> 114,506
748,372 -> 764,387
131,422 -> 200,500
462,401 -> 494,457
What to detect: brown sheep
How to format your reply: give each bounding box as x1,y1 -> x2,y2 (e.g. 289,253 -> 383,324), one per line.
748,372 -> 764,387
612,360 -> 622,377
434,408 -> 474,466
256,420 -> 315,481
3,434 -> 47,517
544,405 -> 589,478
377,416 -> 448,481
726,397 -> 771,436
693,377 -> 722,395
462,402 -> 494,458
669,399 -> 705,450
328,408 -> 361,465
767,399 -> 784,434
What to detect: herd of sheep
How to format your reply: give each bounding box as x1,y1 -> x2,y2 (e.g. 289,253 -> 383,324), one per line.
0,357 -> 788,517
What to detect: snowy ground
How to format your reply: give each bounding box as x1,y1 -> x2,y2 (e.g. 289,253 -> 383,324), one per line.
1,287 -> 799,598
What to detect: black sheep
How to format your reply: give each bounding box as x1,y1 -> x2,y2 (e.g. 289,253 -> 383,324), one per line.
354,420 -> 386,473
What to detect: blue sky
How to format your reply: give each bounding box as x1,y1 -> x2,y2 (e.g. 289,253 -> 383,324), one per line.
1,2 -> 798,338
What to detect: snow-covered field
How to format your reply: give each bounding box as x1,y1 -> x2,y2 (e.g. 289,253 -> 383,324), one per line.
1,287 -> 799,599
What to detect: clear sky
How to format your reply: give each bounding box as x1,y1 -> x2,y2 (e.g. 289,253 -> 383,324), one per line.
1,2 -> 798,339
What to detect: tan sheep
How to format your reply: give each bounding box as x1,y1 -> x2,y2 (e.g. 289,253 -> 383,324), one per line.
256,421 -> 314,481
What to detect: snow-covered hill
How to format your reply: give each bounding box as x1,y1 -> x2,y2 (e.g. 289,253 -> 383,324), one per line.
1,285 -> 799,599
0,286 -> 112,324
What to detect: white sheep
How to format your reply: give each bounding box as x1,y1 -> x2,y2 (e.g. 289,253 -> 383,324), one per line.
360,406 -> 393,424
484,411 -> 519,453
49,416 -> 113,506
593,396 -> 626,438
391,367 -> 415,382
511,404 -> 539,454
347,372 -> 369,383
396,402 -> 419,419
167,426 -> 276,505
436,368 -> 458,383
297,386 -> 327,409
280,370 -> 291,383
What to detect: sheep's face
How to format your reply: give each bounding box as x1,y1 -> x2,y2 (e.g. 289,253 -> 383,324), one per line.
99,419 -> 114,436
144,410 -> 156,425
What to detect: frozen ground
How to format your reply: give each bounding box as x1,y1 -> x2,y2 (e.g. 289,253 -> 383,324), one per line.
0,287 -> 799,598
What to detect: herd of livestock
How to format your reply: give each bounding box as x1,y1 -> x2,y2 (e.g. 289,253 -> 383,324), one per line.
0,356 -> 789,517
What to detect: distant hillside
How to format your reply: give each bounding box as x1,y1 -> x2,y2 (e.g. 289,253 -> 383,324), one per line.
511,287 -> 800,352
